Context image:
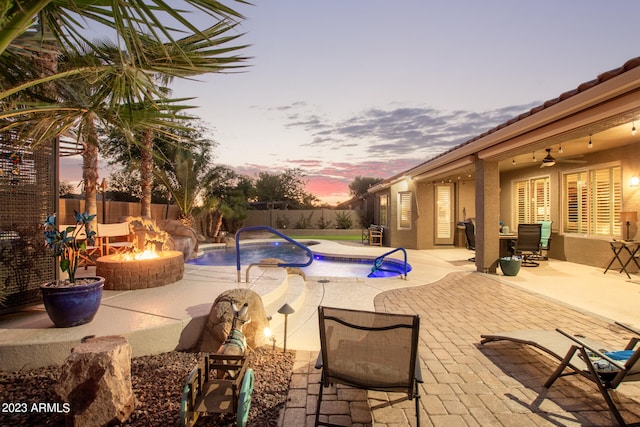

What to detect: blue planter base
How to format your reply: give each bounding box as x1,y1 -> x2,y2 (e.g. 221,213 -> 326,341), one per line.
40,277 -> 104,328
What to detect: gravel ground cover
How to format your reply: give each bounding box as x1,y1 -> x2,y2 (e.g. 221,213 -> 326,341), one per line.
0,347 -> 294,427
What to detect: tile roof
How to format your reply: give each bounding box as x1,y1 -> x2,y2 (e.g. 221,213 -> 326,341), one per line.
373,56 -> 640,188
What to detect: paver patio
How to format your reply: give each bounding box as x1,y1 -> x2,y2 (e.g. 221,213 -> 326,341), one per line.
281,271 -> 640,426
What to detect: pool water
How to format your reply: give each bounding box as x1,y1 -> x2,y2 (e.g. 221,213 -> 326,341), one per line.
187,242 -> 316,266
186,242 -> 411,278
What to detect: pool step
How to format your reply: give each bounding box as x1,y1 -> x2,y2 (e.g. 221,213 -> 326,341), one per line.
264,273 -> 307,331
268,278 -> 325,351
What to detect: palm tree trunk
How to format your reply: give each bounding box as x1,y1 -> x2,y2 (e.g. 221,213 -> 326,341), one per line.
82,115 -> 99,232
214,214 -> 224,237
140,129 -> 154,217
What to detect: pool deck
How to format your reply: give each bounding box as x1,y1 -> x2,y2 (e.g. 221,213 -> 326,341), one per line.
2,239 -> 640,425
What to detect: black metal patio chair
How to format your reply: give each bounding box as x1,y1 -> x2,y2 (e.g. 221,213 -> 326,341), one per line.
464,220 -> 476,262
515,223 -> 542,266
314,306 -> 422,426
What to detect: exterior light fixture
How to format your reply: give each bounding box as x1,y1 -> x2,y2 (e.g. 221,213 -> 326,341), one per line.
532,151 -> 536,162
264,326 -> 276,351
631,175 -> 640,187
633,122 -> 637,136
558,144 -> 563,154
588,135 -> 593,149
278,303 -> 295,352
512,158 -> 516,166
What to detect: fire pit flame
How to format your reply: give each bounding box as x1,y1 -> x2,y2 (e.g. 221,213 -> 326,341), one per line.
119,245 -> 160,261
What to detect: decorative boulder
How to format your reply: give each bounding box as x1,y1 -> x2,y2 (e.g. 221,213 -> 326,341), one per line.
55,335 -> 134,427
121,216 -> 199,260
199,289 -> 270,353
157,219 -> 199,259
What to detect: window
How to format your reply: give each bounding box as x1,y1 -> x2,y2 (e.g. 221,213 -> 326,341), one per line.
379,195 -> 388,227
513,176 -> 550,226
398,191 -> 412,230
563,165 -> 621,237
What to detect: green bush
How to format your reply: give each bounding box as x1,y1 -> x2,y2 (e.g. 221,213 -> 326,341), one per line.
276,215 -> 290,229
316,215 -> 333,229
295,212 -> 314,229
335,211 -> 353,229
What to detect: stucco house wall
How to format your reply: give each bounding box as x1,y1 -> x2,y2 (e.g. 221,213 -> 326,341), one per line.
368,57 -> 640,273
384,180 -> 418,249
499,142 -> 640,268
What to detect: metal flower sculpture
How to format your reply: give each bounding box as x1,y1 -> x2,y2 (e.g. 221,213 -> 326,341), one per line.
43,211 -> 96,284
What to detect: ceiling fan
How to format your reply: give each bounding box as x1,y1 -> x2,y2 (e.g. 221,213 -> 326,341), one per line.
539,148 -> 586,168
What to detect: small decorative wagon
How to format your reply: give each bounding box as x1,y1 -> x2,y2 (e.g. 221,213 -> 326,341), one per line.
180,353 -> 254,427
180,303 -> 254,427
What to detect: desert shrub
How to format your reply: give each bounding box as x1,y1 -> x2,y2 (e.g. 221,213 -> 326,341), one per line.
335,211 -> 353,229
276,215 -> 290,229
294,212 -> 314,229
316,215 -> 333,229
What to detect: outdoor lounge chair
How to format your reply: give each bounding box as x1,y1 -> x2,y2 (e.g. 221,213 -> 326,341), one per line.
368,225 -> 383,246
98,222 -> 135,255
515,223 -> 542,266
537,220 -> 552,260
464,220 -> 475,262
361,227 -> 369,244
481,322 -> 640,426
314,306 -> 422,427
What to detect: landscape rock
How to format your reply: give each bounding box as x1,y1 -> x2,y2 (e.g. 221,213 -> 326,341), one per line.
199,289 -> 270,353
121,216 -> 199,260
55,335 -> 134,427
157,218 -> 199,259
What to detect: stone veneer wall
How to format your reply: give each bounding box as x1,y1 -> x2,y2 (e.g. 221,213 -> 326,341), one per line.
96,250 -> 184,290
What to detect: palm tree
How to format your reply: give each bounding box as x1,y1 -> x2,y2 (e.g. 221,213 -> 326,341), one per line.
1,1 -> 248,85
2,16 -> 249,144
2,6 -> 249,224
50,42 -> 200,229
153,139 -> 215,225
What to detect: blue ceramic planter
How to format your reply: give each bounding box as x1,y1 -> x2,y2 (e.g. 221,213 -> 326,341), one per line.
40,277 -> 104,328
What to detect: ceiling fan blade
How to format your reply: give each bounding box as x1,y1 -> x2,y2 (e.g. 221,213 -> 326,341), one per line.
558,159 -> 587,164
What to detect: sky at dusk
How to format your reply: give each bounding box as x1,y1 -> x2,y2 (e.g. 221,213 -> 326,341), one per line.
60,0 -> 640,205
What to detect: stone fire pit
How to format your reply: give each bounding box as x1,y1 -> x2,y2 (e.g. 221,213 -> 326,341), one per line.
96,250 -> 184,291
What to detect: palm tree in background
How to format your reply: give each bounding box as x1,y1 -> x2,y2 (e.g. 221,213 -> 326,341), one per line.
154,143 -> 215,225
1,1 -> 250,220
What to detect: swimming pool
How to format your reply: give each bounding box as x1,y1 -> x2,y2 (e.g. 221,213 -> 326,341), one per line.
186,242 -> 411,278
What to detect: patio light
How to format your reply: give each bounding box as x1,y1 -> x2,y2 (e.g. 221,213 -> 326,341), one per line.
588,135 -> 593,149
264,326 -> 276,351
633,122 -> 637,136
631,175 -> 639,188
278,303 -> 295,352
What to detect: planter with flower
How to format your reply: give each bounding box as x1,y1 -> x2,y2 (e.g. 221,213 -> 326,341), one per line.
41,212 -> 104,327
